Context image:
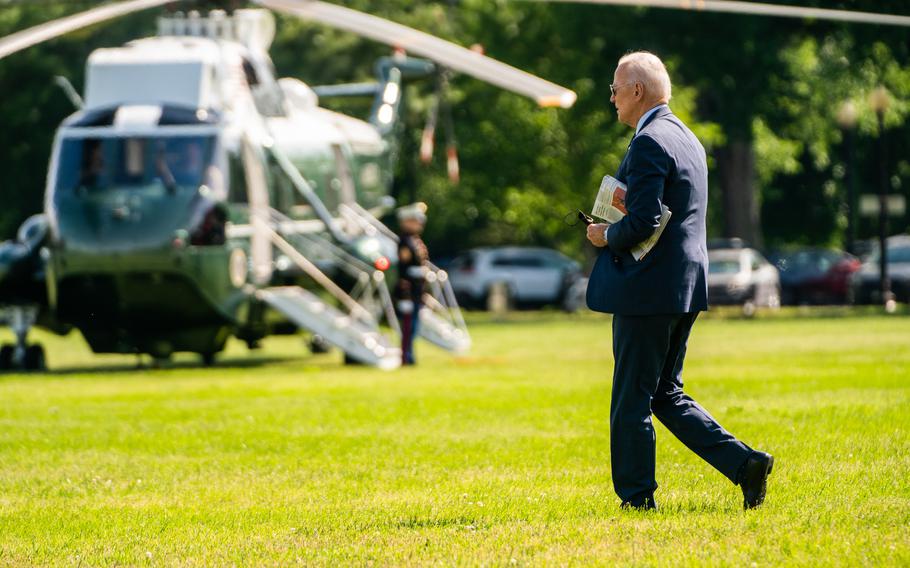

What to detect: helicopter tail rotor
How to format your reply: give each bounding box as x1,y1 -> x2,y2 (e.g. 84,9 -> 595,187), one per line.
440,73 -> 459,185
419,70 -> 460,184
419,97 -> 438,165
446,144 -> 460,185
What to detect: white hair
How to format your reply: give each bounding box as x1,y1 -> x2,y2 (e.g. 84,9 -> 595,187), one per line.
618,51 -> 672,102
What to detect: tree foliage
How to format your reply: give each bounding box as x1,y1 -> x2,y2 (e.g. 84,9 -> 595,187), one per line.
0,0 -> 908,262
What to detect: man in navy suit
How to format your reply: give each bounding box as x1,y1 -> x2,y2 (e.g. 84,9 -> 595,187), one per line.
585,52 -> 773,510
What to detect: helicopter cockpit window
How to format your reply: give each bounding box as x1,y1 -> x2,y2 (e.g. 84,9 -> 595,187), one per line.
57,135 -> 217,194
125,139 -> 144,177
241,57 -> 286,118
241,58 -> 260,87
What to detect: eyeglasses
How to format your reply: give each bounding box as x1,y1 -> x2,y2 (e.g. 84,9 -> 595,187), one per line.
610,82 -> 633,96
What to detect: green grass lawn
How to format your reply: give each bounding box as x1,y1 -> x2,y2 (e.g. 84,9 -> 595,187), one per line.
0,311 -> 908,565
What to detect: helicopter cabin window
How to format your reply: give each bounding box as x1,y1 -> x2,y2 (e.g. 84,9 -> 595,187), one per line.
227,151 -> 248,204
260,152 -> 317,219
325,176 -> 343,212
331,144 -> 356,206
125,139 -> 144,177
266,157 -> 295,213
57,135 -> 216,194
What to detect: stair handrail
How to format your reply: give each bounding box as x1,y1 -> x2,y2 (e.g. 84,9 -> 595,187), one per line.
254,215 -> 375,326
264,207 -> 401,335
338,202 -> 470,344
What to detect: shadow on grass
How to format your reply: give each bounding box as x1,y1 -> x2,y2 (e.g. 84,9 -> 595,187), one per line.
0,353 -> 344,379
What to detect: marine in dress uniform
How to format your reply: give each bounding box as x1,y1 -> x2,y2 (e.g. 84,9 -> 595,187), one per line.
394,203 -> 429,365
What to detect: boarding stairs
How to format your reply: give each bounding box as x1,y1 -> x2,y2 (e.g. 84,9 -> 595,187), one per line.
256,286 -> 399,370
339,203 -> 471,353
247,207 -> 401,369
266,207 -> 400,331
259,142 -> 468,364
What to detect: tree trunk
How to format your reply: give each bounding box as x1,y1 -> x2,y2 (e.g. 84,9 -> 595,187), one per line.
716,139 -> 763,247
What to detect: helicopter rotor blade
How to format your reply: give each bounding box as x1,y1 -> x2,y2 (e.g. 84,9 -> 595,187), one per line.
517,0 -> 910,27
254,0 -> 577,108
0,0 -> 175,61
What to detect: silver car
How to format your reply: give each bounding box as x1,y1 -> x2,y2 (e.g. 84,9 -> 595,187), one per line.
708,247 -> 781,315
849,235 -> 910,305
447,247 -> 583,311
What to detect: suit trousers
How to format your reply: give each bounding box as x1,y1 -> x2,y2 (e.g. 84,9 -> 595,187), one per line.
610,312 -> 752,502
396,302 -> 422,365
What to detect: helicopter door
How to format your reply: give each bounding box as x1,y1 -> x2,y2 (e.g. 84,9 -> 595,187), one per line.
241,137 -> 273,285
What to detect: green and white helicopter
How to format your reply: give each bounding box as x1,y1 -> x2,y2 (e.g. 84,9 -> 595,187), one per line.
0,0 -> 576,371
0,0 -> 905,371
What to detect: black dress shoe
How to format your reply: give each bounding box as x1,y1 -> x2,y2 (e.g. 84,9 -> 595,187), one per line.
621,495 -> 656,511
739,451 -> 774,510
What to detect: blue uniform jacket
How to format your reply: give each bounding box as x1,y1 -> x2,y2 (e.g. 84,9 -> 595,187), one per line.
586,106 -> 709,315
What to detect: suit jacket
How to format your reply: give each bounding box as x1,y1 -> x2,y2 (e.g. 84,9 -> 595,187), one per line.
586,106 -> 709,315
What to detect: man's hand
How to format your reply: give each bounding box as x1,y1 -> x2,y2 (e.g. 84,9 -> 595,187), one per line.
587,223 -> 610,247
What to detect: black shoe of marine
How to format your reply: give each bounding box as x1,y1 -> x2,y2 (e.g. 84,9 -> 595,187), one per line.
740,451 -> 774,510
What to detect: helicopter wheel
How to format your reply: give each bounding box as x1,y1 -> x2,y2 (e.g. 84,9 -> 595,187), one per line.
343,353 -> 366,366
24,344 -> 46,371
200,352 -> 216,367
309,335 -> 332,354
0,344 -> 14,371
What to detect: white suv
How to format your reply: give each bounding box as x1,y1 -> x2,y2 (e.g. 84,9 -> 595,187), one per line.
447,247 -> 584,311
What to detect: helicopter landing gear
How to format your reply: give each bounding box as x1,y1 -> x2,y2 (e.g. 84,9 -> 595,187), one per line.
343,352 -> 366,366
0,305 -> 45,371
24,344 -> 46,371
0,345 -> 13,369
308,334 -> 332,354
200,352 -> 216,366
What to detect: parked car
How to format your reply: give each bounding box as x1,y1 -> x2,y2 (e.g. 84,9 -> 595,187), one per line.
768,248 -> 861,305
849,235 -> 910,304
447,247 -> 584,311
707,247 -> 780,314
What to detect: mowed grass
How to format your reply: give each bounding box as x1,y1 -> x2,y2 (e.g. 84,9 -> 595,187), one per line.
0,310 -> 908,565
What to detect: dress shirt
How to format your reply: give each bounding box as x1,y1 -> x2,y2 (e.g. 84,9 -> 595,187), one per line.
636,104 -> 667,135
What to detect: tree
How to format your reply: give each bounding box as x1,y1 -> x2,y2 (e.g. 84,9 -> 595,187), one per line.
0,3 -> 157,238
2,0 -> 908,260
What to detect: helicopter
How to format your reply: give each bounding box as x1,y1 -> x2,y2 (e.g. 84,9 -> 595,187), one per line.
0,0 -> 577,371
2,0 -> 903,372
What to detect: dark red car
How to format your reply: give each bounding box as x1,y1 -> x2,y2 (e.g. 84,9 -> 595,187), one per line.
769,248 -> 861,305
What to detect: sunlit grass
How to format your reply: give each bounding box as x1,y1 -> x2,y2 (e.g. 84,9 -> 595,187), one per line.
0,310 -> 908,565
